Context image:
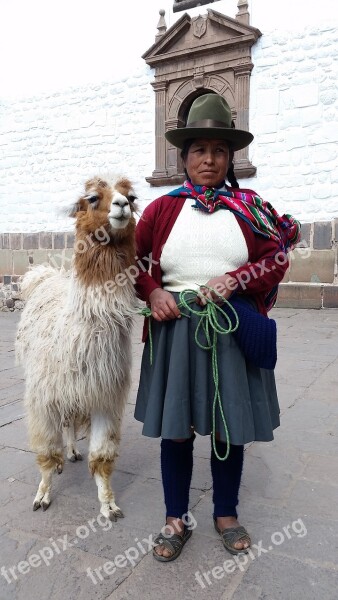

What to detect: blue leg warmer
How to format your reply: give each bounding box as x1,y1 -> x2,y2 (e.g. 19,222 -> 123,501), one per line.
160,435 -> 195,519
211,439 -> 244,518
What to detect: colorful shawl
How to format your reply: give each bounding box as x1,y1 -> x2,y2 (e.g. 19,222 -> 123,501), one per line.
167,180 -> 301,253
167,180 -> 301,310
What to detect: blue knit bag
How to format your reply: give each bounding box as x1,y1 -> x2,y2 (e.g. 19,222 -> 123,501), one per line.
224,296 -> 277,370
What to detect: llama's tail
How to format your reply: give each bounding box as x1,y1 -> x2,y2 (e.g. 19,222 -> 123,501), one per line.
20,264 -> 59,300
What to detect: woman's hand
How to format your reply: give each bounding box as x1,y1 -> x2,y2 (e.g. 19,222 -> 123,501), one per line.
197,274 -> 238,305
149,288 -> 181,322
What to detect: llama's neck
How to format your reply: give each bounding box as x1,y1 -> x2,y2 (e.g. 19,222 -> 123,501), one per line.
73,234 -> 136,289
67,234 -> 137,324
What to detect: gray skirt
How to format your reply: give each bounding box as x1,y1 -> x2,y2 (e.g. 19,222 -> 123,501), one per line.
134,293 -> 280,445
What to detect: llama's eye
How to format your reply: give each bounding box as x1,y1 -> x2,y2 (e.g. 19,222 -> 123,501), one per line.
84,194 -> 99,205
128,194 -> 137,203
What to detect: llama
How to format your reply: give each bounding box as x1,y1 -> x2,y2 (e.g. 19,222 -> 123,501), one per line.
15,175 -> 138,520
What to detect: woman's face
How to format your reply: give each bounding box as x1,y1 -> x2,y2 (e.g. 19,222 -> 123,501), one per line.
183,138 -> 230,187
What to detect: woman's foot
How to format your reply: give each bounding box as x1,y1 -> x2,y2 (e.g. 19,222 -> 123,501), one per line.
215,516 -> 251,552
153,517 -> 185,559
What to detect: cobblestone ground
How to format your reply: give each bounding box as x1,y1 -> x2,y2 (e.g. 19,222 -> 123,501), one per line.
0,309 -> 338,600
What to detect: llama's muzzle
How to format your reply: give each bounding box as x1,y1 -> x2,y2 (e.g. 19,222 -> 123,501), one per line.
108,192 -> 132,229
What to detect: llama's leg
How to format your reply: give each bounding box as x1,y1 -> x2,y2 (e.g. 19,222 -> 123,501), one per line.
64,419 -> 83,462
88,411 -> 123,521
28,410 -> 64,511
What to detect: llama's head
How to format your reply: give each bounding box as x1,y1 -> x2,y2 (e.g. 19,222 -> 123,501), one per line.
70,176 -> 137,242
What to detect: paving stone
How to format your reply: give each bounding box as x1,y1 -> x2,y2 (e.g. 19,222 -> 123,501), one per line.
275,400 -> 338,455
116,433 -> 212,492
274,382 -> 306,411
283,478 -> 338,519
0,533 -> 128,600
0,381 -> 25,406
275,357 -> 327,386
0,309 -> 338,600
0,400 -> 25,427
105,531 -> 244,600
0,418 -> 29,450
229,501 -> 338,570
0,447 -> 33,481
239,444 -> 308,507
301,453 -> 338,485
1,366 -> 24,379
0,377 -> 23,391
302,358 -> 338,405
230,547 -> 338,600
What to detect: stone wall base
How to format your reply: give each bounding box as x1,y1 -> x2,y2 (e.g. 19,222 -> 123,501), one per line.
1,218 -> 338,311
275,283 -> 338,309
3,281 -> 338,312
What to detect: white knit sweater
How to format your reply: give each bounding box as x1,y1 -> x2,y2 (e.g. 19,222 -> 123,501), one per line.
161,200 -> 249,292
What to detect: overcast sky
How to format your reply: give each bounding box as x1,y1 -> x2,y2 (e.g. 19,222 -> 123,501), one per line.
0,0 -> 335,98
0,0 -> 174,97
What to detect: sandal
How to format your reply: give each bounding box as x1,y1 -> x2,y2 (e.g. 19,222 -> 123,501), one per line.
153,526 -> 192,562
213,517 -> 251,555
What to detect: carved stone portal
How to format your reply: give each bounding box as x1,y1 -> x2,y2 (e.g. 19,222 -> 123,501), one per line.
143,7 -> 262,186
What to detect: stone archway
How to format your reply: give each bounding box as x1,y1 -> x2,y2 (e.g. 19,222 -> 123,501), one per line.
143,6 -> 261,186
166,79 -> 237,180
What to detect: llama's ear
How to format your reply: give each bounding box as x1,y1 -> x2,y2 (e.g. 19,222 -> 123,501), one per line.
68,203 -> 80,218
67,200 -> 86,218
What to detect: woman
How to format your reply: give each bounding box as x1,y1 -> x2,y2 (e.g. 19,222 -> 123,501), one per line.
134,94 -> 300,562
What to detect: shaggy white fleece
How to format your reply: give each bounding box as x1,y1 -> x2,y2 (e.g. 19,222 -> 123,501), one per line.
16,264 -> 137,425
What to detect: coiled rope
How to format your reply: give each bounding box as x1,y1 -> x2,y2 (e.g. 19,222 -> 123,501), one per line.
140,287 -> 239,460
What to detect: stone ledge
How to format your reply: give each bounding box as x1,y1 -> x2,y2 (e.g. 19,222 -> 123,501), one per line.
276,283 -> 323,309
322,285 -> 338,309
276,283 -> 338,309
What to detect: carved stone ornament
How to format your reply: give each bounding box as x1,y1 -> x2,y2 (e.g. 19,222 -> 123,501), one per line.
192,16 -> 207,38
143,7 -> 262,186
173,0 -> 222,13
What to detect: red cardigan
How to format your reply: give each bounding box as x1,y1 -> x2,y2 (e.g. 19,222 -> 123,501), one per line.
135,191 -> 288,340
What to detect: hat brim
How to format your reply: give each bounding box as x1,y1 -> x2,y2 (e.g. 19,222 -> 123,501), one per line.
165,127 -> 253,151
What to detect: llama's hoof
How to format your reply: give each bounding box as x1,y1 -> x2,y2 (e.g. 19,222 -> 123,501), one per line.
114,508 -> 124,519
56,463 -> 63,474
33,499 -> 51,511
68,451 -> 83,462
100,503 -> 124,521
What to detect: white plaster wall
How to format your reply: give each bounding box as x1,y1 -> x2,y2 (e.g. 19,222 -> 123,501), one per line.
0,0 -> 337,231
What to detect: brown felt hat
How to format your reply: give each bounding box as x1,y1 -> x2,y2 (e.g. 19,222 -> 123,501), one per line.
165,93 -> 254,151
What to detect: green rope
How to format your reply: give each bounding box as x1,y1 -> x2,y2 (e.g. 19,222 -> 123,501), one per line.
139,287 -> 239,461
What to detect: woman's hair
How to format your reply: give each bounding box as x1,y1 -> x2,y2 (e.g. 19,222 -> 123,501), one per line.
180,139 -> 239,189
